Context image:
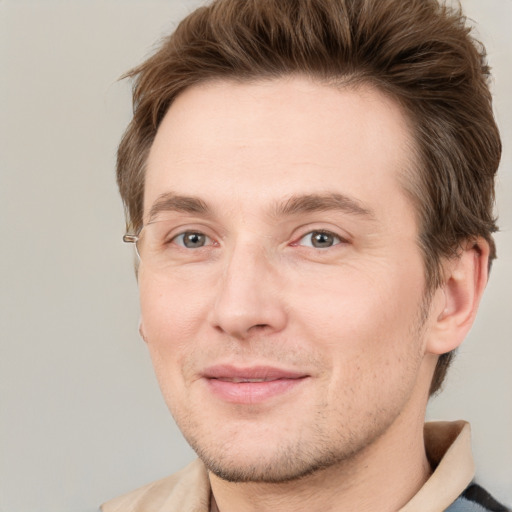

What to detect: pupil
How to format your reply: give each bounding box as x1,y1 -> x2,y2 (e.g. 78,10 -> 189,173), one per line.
185,233 -> 204,248
313,232 -> 332,248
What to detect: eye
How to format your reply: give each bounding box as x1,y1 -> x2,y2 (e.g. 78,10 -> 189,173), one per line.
298,230 -> 342,249
173,231 -> 211,249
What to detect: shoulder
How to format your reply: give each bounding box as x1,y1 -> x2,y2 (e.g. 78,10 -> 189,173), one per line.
100,459 -> 211,512
446,483 -> 511,512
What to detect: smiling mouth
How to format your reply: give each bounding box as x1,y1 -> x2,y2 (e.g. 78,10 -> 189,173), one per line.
203,365 -> 308,404
214,377 -> 288,383
203,364 -> 307,380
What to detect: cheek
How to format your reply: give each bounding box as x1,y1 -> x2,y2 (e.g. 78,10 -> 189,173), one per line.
138,273 -> 208,415
138,271 -> 209,365
290,261 -> 425,376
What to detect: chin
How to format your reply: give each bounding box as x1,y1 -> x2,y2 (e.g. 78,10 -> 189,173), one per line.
196,445 -> 344,483
182,418 -> 371,484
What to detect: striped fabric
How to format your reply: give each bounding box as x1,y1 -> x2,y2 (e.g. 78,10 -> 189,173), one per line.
446,484 -> 511,512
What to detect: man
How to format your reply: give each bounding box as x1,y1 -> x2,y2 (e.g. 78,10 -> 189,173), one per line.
102,0 -> 509,510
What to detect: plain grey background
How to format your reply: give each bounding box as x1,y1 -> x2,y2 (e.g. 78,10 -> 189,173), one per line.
1,1 -> 510,511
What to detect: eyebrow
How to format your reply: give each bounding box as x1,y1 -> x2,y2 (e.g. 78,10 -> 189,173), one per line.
148,192 -> 210,222
147,191 -> 375,223
274,193 -> 375,219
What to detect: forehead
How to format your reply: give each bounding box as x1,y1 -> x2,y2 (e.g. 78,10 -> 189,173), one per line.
145,77 -> 416,220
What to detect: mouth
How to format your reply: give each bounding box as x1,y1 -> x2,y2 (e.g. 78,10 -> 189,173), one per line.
216,377 -> 284,383
202,365 -> 309,404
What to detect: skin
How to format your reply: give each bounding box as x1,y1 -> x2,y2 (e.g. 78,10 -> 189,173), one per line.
138,77 -> 488,512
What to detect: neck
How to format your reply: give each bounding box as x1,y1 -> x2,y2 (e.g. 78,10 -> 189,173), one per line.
209,406 -> 432,512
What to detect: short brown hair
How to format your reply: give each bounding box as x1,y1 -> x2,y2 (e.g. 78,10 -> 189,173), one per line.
117,0 -> 501,396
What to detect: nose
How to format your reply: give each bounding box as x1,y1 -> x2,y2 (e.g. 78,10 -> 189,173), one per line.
209,242 -> 288,340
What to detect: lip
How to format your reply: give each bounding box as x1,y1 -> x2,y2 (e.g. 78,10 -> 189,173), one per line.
202,365 -> 309,404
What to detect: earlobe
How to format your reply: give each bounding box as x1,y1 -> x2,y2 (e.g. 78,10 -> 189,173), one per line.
426,239 -> 489,355
139,319 -> 149,344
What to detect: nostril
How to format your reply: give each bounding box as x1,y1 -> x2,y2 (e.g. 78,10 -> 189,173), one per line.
250,324 -> 271,333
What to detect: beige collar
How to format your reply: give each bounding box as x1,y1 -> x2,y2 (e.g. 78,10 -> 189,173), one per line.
399,420 -> 474,512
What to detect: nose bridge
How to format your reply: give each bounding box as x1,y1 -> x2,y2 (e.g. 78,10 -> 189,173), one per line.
210,237 -> 286,338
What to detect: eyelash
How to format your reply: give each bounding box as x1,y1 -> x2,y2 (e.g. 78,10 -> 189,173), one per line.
169,228 -> 346,250
171,231 -> 215,249
293,229 -> 346,249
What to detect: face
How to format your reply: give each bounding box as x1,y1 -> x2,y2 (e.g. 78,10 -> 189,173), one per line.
139,77 -> 433,483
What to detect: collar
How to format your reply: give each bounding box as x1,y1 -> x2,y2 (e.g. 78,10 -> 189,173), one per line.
399,420 -> 474,511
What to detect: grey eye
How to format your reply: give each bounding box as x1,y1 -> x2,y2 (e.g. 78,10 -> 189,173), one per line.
175,232 -> 210,248
299,231 -> 341,249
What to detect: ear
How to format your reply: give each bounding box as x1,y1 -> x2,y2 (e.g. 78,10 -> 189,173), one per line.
426,238 -> 490,355
139,319 -> 149,344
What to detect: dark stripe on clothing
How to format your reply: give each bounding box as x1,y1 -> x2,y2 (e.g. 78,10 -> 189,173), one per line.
461,484 -> 511,512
